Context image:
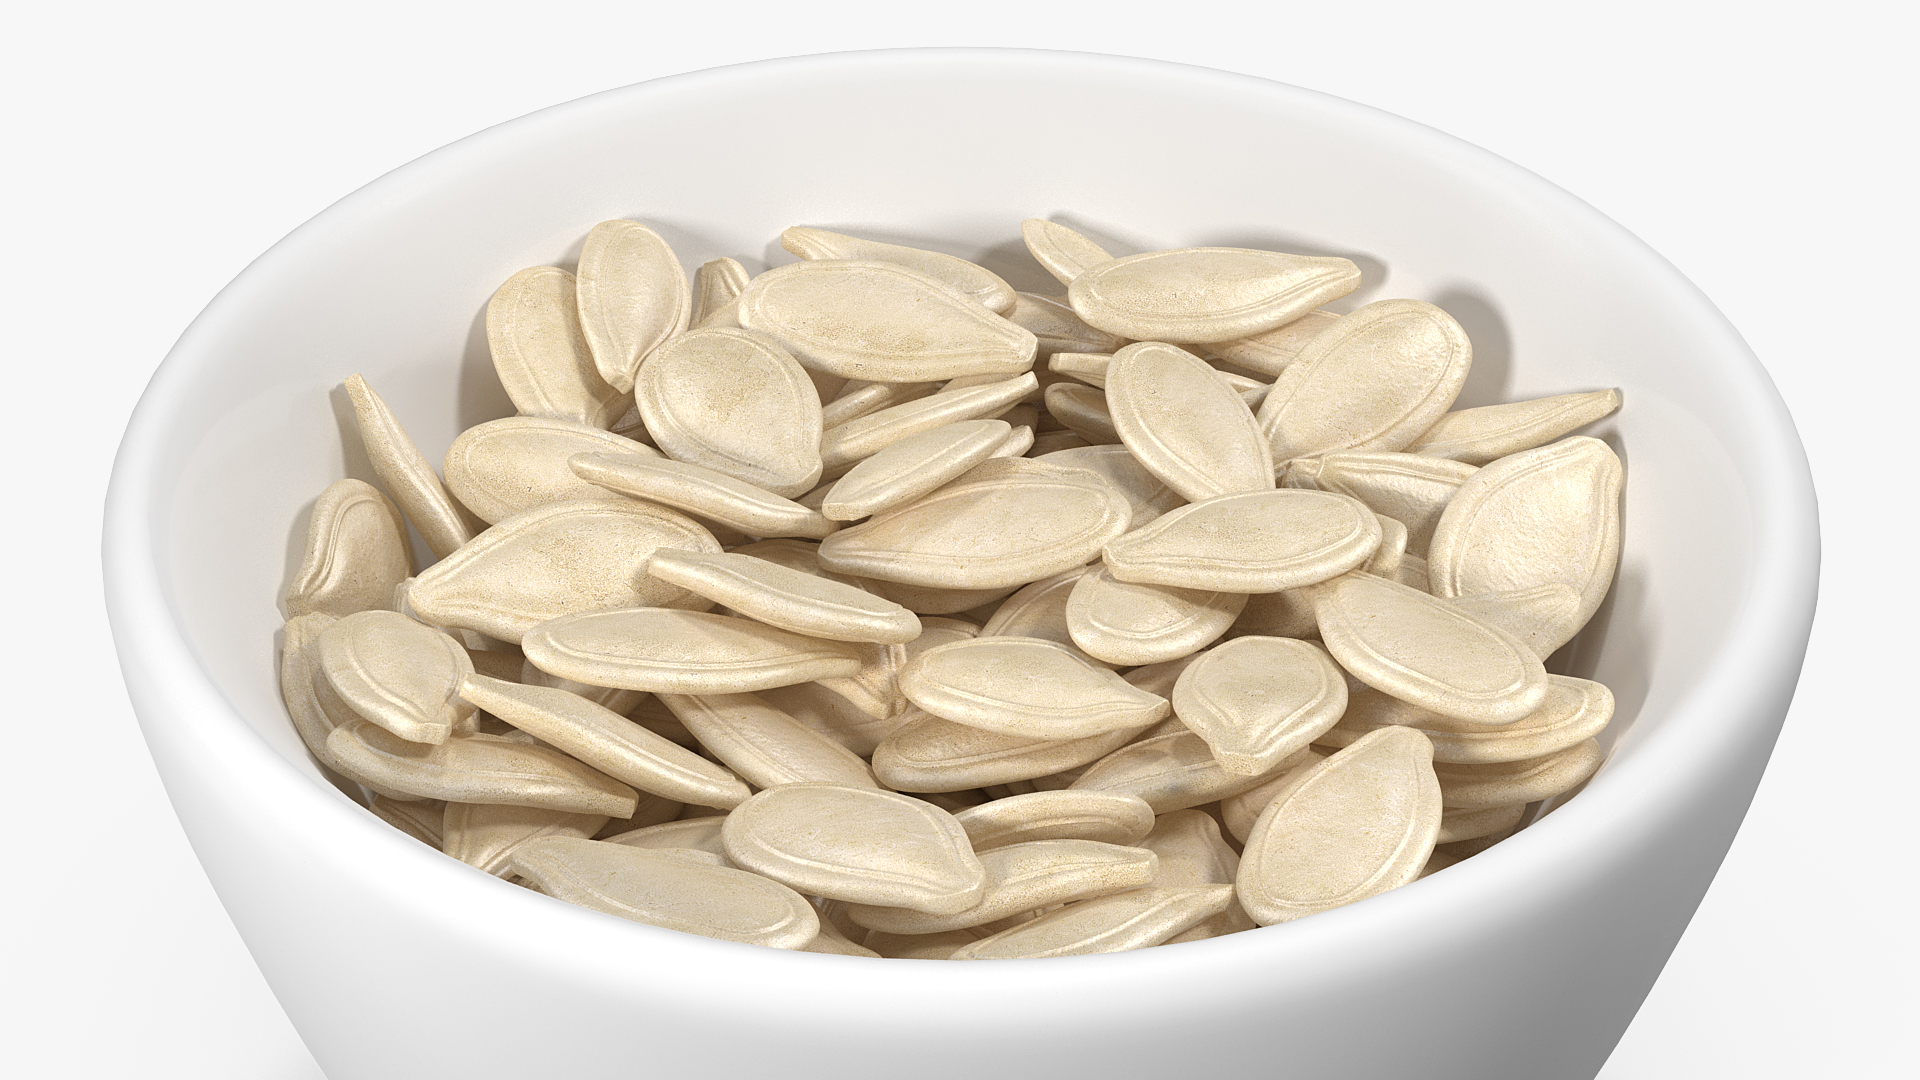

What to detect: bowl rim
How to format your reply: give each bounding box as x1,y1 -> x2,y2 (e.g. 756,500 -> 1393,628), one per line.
103,46 -> 1819,991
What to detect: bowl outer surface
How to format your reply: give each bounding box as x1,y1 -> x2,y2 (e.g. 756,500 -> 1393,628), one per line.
105,50 -> 1817,1080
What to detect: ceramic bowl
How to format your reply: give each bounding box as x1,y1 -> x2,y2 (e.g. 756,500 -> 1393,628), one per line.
104,50 -> 1818,1080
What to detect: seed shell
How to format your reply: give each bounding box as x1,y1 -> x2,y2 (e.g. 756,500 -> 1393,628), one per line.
823,419 -> 1014,521
900,637 -> 1170,740
1206,309 -> 1342,376
847,840 -> 1158,935
522,609 -> 864,694
948,885 -> 1234,960
1171,636 -> 1348,775
657,693 -> 881,790
485,265 -> 626,428
1433,738 -> 1605,809
952,790 -> 1156,851
317,610 -> 475,745
1408,389 -> 1622,465
441,802 -> 609,877
1105,341 -> 1275,502
1068,247 -> 1361,343
1064,566 -> 1244,667
1070,731 -> 1312,814
872,709 -> 1150,792
286,479 -> 412,619
1102,489 -> 1381,593
570,452 -> 837,539
819,374 -> 1037,473
633,326 -> 825,498
326,721 -> 638,817
443,417 -> 658,525
574,220 -> 691,394
781,227 -> 1017,314
1021,219 -> 1114,285
343,374 -> 476,559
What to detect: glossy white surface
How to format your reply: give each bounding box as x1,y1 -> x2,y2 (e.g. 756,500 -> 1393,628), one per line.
11,4 -> 1906,1078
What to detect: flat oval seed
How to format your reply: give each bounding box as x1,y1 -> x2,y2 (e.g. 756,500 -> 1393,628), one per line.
757,681 -> 909,757
634,326 -> 824,498
847,840 -> 1157,935
1048,351 -> 1113,388
900,637 -> 1169,740
287,479 -> 411,619
1033,444 -> 1186,529
1106,341 -> 1275,502
1042,382 -> 1120,443
722,783 -> 986,914
819,374 -> 1038,473
457,674 -> 752,808
1003,293 -> 1129,355
1408,389 -> 1623,465
1283,451 -> 1476,557
408,500 -> 719,643
1064,565 -> 1245,667
1437,803 -> 1529,845
823,419 -> 1013,521
1207,309 -> 1342,376
599,816 -> 730,859
856,577 -> 1018,616
872,709 -> 1150,792
1426,436 -> 1625,652
979,566 -> 1094,651
781,227 -> 1017,314
644,549 -> 919,644
1311,572 -> 1549,725
1446,584 -> 1587,658
343,374 -> 475,559
657,693 -> 880,790
443,417 -> 658,525
1434,738 -> 1605,809
1021,219 -> 1114,285
738,260 -> 1036,382
1238,726 -> 1441,925
1069,247 -> 1361,344
326,721 -> 637,816
442,802 -> 607,876
1317,677 -> 1613,765
691,257 -> 750,328
950,885 -> 1234,959
317,610 -> 474,744
1220,749 -> 1326,844
511,838 -> 817,949
1140,809 -> 1260,942
952,791 -> 1156,851
1172,637 -> 1348,775
817,460 -> 1130,589
1070,731 -> 1311,814
1257,298 -> 1473,462
821,380 -> 942,428
1103,489 -> 1381,593
282,613 -> 416,799
523,609 -> 863,694
575,220 -> 691,394
486,265 -> 626,428
570,452 -> 837,539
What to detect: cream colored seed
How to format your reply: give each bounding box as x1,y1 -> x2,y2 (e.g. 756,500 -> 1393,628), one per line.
633,326 -> 825,498
658,693 -> 881,790
1032,444 -> 1186,529
846,840 -> 1158,935
1436,802 -> 1528,845
317,610 -> 475,745
737,260 -> 1036,382
597,790 -> 683,834
1027,431 -> 1092,456
856,577 -> 1017,617
1228,587 -> 1318,640
1206,309 -> 1342,376
1064,566 -> 1245,667
756,682 -> 908,758
1139,809 -> 1260,942
598,816 -> 731,860
458,674 -> 753,809
822,419 -> 1013,521
511,837 -> 818,950
1071,730 -> 1313,815
1256,298 -> 1473,462
569,452 -> 837,540
979,566 -> 1095,653
871,708 -> 1150,793
1042,382 -> 1120,444
1311,571 -> 1549,725
864,928 -> 986,960
900,637 -> 1170,740
721,783 -> 987,914
286,479 -> 411,620
574,219 -> 691,394
515,659 -> 645,716
1237,726 -> 1442,926
1069,247 -> 1361,344
1318,678 -> 1613,765
643,548 -> 920,644
1002,292 -> 1129,355
690,257 -> 750,329
367,795 -> 445,847
780,227 -> 1017,314
343,374 -> 477,559
818,373 -> 1038,473
326,720 -> 637,817
1105,341 -> 1276,502
817,458 -> 1130,590
820,380 -> 941,428
523,608 -> 863,694
1103,489 -> 1382,593
485,265 -> 627,429
1408,389 -> 1622,465
441,802 -> 609,877
813,640 -> 910,719
951,790 -> 1157,851
1283,451 -> 1475,557
442,418 -> 658,525
949,885 -> 1235,960
1170,636 -> 1349,776
1433,738 -> 1605,810
1020,219 -> 1114,285
1220,749 -> 1325,844
282,614 -> 427,801
1048,351 -> 1113,388
992,425 -> 1035,457
1426,436 -> 1624,656
407,499 -> 719,644
1444,585 -> 1584,659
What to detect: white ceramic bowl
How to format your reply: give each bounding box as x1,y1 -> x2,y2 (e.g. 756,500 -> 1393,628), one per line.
105,50 -> 1817,1080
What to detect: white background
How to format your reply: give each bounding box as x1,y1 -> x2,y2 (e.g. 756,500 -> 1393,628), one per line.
3,2 -> 1914,1075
